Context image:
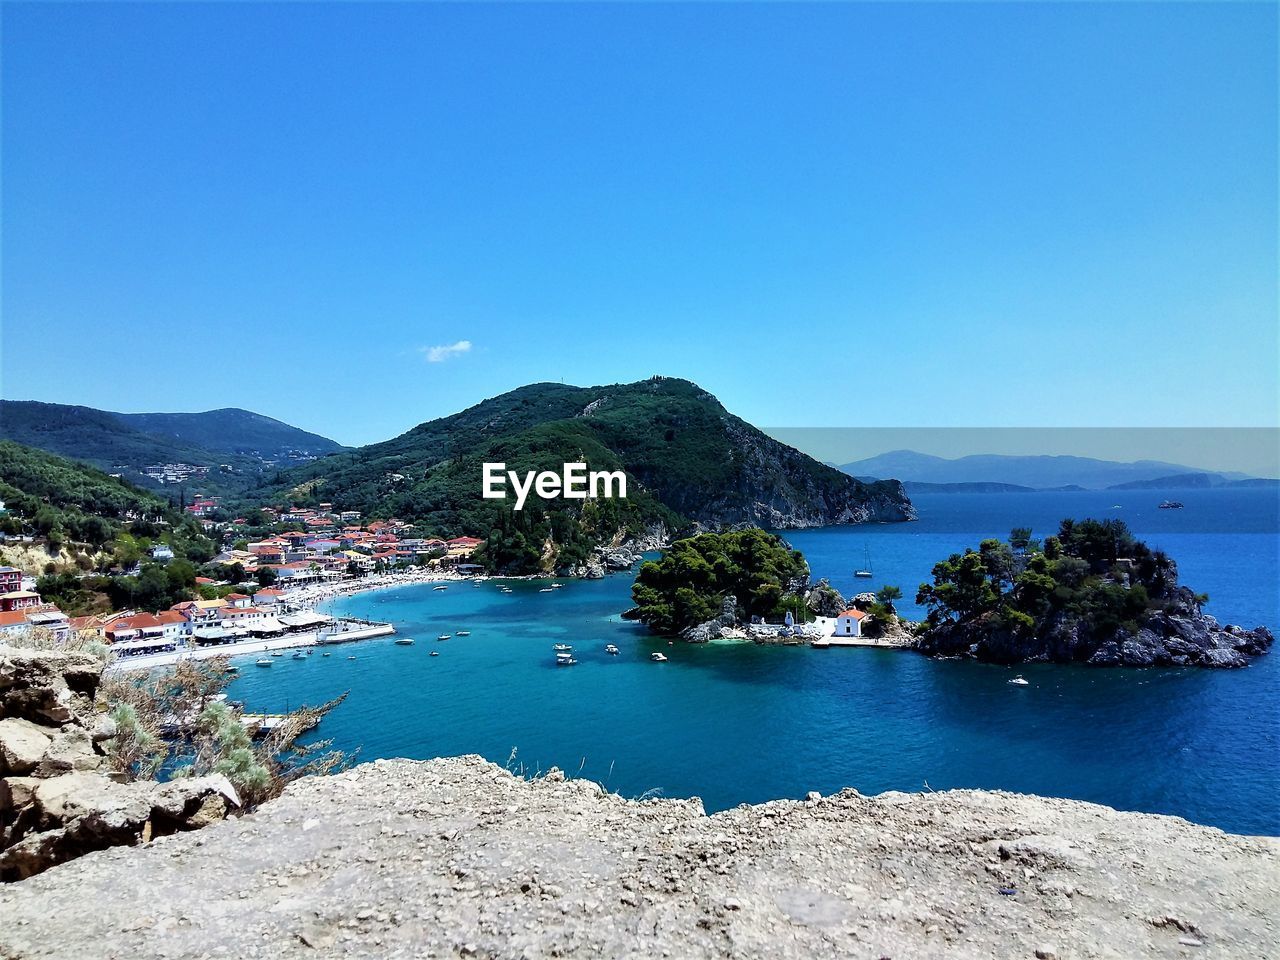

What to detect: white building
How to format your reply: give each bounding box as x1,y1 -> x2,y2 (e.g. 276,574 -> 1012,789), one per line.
833,609 -> 867,638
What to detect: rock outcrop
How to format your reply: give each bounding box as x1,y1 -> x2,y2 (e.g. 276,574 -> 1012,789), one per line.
1,755 -> 1274,959
917,587 -> 1274,668
804,578 -> 847,618
0,645 -> 240,881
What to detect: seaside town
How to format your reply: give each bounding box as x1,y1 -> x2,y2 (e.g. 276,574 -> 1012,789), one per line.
0,496 -> 485,663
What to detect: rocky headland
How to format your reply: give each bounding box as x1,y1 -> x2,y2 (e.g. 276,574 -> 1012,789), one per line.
1,755 -> 1276,959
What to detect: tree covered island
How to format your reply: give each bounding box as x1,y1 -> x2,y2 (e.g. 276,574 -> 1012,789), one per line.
915,519 -> 1274,668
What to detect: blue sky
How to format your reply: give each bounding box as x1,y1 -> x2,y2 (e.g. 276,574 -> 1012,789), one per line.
2,2 -> 1276,452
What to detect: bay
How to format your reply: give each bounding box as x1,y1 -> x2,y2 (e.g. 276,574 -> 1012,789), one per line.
228,488 -> 1280,835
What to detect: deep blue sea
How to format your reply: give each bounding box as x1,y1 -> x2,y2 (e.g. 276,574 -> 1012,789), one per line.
229,489 -> 1280,835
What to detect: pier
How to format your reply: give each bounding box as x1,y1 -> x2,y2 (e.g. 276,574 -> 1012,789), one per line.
809,636 -> 912,650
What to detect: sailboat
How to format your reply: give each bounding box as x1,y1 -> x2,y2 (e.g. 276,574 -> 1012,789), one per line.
854,546 -> 873,579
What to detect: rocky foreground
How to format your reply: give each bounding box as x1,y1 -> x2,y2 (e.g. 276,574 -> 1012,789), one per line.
2,756 -> 1276,960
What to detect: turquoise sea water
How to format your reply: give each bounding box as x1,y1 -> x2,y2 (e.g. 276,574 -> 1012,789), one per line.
228,489 -> 1280,835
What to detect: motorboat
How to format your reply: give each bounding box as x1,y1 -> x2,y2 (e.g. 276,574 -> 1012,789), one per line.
429,651 -> 439,657
1158,500 -> 1185,509
551,583 -> 563,589
605,644 -> 620,655
437,634 -> 452,641
456,630 -> 471,636
1008,675 -> 1029,685
433,584 -> 449,591
322,652 -> 331,657
555,653 -> 578,666
394,637 -> 415,646
292,652 -> 305,659
650,652 -> 668,662
552,643 -> 572,652
539,587 -> 554,593
255,659 -> 272,667
346,655 -> 357,660
271,651 -> 284,657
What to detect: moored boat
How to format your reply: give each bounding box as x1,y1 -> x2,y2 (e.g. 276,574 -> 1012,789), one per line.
437,634 -> 452,641
650,652 -> 668,662
555,653 -> 578,666
456,630 -> 471,636
394,637 -> 415,645
553,643 -> 572,652
255,659 -> 272,667
605,644 -> 619,655
1008,675 -> 1029,685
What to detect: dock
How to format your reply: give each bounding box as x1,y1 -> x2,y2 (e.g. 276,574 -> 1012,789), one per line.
810,636 -> 911,650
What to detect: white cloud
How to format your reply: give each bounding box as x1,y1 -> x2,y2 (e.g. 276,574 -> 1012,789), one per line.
421,340 -> 473,363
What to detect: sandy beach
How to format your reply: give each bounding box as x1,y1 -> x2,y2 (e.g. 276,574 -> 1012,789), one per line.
278,568 -> 487,610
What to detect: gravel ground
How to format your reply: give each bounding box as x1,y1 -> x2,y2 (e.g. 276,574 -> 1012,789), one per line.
1,755 -> 1276,959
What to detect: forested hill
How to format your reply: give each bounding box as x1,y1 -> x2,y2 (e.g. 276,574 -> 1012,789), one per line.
115,408 -> 343,459
252,377 -> 915,546
0,440 -> 173,548
0,401 -> 343,494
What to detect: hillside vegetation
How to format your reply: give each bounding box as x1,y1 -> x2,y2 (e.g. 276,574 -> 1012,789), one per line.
0,400 -> 341,495
0,440 -> 171,548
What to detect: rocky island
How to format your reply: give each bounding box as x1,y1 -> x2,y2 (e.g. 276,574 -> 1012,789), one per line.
914,520 -> 1274,668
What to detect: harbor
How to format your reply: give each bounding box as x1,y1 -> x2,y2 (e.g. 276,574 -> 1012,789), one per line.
105,618 -> 396,673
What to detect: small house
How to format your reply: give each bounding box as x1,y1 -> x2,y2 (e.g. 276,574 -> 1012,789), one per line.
834,609 -> 867,638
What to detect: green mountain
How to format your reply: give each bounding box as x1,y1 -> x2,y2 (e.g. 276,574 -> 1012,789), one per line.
115,408 -> 343,459
254,377 -> 914,573
0,400 -> 343,495
0,439 -> 173,548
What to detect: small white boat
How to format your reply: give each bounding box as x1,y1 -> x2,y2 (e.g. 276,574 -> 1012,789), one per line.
650,652 -> 668,662
854,546 -> 874,579
292,652 -> 305,659
429,650 -> 439,657
605,644 -> 619,655
255,659 -> 272,667
322,652 -> 331,657
437,634 -> 452,641
271,651 -> 284,657
539,588 -> 554,593
1008,675 -> 1029,685
433,585 -> 448,591
346,655 -> 357,660
555,654 -> 578,666
553,643 -> 572,652
456,630 -> 471,636
551,583 -> 563,589
394,637 -> 415,646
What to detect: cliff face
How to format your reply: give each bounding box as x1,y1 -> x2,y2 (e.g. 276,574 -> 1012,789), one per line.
2,756 -> 1275,960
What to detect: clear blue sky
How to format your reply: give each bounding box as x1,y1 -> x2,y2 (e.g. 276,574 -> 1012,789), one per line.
2,2 -> 1276,450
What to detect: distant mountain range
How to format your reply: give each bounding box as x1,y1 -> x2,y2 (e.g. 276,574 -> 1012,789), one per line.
839,450 -> 1266,491
0,400 -> 344,494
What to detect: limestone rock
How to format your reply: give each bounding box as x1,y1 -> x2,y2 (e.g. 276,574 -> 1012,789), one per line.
0,756 -> 1272,959
0,718 -> 53,776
